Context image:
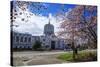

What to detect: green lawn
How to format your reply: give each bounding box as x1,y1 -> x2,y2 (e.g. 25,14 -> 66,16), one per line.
57,50 -> 97,62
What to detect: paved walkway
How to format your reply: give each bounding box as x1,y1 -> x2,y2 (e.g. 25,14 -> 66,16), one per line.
12,49 -> 96,66
13,50 -> 71,57
13,51 -> 70,66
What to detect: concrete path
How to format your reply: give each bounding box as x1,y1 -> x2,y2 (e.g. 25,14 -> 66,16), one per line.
12,51 -> 70,66
12,49 -> 96,66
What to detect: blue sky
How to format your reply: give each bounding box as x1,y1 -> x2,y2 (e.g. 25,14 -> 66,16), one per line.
11,1 -> 77,36
11,1 -> 97,36
28,2 -> 76,16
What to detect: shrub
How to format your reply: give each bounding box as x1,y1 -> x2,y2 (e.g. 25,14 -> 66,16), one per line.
32,40 -> 42,50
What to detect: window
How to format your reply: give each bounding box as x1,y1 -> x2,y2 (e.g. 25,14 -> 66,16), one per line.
16,36 -> 19,42
43,39 -> 45,41
28,37 -> 31,42
20,37 -> 23,42
24,37 -> 27,42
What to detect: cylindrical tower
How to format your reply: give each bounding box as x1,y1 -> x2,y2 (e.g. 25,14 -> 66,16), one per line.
44,20 -> 54,36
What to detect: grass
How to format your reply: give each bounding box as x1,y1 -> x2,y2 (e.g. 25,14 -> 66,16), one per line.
57,52 -> 73,61
57,50 -> 97,62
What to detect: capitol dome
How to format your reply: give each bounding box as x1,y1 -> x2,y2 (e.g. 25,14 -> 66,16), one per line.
44,20 -> 54,35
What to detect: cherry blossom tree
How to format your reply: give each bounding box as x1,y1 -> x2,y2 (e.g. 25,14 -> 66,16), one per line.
10,1 -> 47,28
58,5 -> 97,59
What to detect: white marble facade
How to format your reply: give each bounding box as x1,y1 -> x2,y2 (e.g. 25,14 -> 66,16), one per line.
12,32 -> 32,49
12,21 -> 67,50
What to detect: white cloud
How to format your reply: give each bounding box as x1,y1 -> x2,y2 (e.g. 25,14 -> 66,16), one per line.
12,5 -> 72,36
13,7 -> 61,36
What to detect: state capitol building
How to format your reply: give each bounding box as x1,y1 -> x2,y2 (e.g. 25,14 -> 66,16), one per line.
12,20 -> 69,50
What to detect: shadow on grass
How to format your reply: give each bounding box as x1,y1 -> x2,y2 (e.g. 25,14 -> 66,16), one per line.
57,50 -> 97,62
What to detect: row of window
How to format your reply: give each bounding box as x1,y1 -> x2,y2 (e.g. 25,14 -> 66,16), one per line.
13,46 -> 32,48
15,36 -> 31,42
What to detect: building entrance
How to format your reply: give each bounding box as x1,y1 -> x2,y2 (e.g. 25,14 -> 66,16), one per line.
51,41 -> 55,49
